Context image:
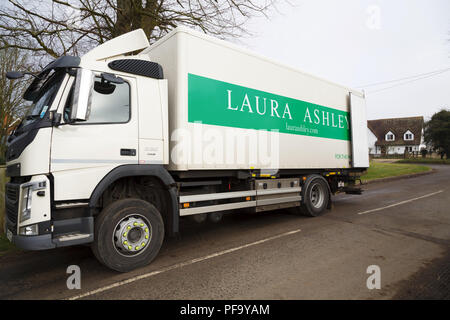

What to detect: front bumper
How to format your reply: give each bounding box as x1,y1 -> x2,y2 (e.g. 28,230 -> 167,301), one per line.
4,175 -> 93,250
7,229 -> 55,250
5,216 -> 94,250
5,204 -> 55,250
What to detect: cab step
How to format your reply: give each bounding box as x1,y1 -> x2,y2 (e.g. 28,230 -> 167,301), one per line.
52,217 -> 94,247
53,233 -> 93,247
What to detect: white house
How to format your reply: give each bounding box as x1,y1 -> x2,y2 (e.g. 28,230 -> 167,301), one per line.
367,116 -> 426,155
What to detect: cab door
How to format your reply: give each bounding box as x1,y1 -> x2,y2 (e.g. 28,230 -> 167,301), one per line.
50,73 -> 139,202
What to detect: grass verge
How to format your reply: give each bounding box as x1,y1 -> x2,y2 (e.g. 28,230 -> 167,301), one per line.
0,233 -> 17,257
362,162 -> 431,182
397,158 -> 450,165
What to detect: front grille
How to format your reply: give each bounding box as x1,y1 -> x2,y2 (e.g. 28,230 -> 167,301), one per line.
5,183 -> 20,227
6,185 -> 18,201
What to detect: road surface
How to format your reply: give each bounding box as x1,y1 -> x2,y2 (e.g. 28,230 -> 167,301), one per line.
0,165 -> 449,300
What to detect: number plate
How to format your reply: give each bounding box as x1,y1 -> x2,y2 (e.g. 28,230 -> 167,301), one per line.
6,229 -> 13,242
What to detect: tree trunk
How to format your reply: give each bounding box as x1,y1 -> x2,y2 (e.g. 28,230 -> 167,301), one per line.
114,0 -> 141,37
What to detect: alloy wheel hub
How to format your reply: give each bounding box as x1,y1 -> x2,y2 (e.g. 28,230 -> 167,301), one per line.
114,216 -> 151,255
311,183 -> 324,208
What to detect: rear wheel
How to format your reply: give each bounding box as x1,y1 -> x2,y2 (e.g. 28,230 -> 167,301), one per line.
92,198 -> 164,272
301,175 -> 330,217
289,175 -> 330,217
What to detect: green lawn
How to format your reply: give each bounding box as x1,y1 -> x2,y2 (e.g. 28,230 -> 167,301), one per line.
362,162 -> 431,182
0,233 -> 17,256
397,158 -> 450,165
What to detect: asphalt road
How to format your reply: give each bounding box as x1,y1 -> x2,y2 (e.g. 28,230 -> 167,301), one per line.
0,165 -> 449,300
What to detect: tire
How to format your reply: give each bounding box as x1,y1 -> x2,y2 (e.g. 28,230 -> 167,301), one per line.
298,175 -> 330,217
92,198 -> 164,272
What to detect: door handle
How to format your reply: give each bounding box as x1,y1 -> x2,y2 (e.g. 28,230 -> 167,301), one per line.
120,149 -> 136,156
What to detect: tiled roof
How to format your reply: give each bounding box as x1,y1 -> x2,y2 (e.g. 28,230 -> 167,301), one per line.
367,116 -> 424,146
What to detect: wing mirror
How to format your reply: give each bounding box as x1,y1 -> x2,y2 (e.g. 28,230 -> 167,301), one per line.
50,111 -> 62,127
6,71 -> 25,80
94,73 -> 124,95
6,71 -> 39,80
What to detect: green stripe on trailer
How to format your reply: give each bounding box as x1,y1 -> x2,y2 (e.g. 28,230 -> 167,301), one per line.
188,73 -> 350,141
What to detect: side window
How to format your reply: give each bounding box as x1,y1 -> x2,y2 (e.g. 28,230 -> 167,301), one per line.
64,76 -> 131,124
86,77 -> 130,123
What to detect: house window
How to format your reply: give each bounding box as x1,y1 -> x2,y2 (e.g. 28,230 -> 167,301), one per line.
404,130 -> 414,141
385,131 -> 395,141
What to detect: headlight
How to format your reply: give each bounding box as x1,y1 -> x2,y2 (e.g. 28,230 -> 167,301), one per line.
19,224 -> 39,236
20,186 -> 33,222
19,180 -> 46,223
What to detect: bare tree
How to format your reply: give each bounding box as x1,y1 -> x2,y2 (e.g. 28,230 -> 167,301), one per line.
0,0 -> 276,60
0,48 -> 31,162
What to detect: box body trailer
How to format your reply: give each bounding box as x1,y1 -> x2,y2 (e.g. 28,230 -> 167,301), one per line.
145,28 -> 367,171
4,27 -> 368,272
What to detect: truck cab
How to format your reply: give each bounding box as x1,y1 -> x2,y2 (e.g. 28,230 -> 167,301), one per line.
5,30 -> 176,270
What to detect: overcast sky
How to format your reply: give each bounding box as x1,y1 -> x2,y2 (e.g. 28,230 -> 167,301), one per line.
241,0 -> 450,121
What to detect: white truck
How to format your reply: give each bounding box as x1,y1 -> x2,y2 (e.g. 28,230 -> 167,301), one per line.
4,27 -> 369,272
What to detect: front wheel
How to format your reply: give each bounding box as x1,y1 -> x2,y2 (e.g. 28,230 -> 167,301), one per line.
92,198 -> 164,272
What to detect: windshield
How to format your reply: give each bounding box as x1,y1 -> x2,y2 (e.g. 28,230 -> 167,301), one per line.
20,70 -> 66,128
